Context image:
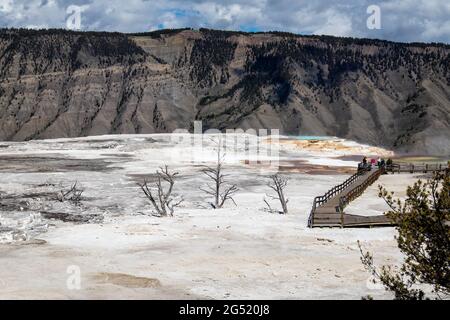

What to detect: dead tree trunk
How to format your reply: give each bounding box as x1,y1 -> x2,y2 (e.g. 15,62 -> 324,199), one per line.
138,165 -> 183,217
265,174 -> 289,214
200,138 -> 238,209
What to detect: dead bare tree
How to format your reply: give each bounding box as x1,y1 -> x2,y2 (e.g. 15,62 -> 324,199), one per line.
57,181 -> 84,205
200,138 -> 238,209
264,174 -> 289,214
138,166 -> 183,217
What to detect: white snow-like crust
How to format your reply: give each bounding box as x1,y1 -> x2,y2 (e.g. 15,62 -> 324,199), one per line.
0,134 -> 424,299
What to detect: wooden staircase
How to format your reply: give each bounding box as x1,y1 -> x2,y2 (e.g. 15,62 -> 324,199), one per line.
308,162 -> 449,228
308,168 -> 390,228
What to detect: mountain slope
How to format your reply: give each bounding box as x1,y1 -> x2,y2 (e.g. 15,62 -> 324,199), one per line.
0,28 -> 449,155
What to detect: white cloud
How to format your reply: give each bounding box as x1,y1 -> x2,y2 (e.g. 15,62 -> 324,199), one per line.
0,0 -> 13,13
422,19 -> 450,40
192,2 -> 263,30
314,9 -> 352,37
287,7 -> 353,37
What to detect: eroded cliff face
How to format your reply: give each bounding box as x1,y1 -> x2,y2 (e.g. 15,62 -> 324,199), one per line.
0,28 -> 449,155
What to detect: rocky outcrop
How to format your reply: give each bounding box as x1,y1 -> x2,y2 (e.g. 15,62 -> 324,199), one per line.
0,28 -> 449,155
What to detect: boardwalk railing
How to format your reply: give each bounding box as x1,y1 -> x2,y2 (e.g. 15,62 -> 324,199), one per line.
307,168 -> 369,227
386,162 -> 448,174
340,168 -> 384,208
337,168 -> 384,224
308,161 -> 449,228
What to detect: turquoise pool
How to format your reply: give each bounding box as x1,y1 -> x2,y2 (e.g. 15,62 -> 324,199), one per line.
291,136 -> 333,141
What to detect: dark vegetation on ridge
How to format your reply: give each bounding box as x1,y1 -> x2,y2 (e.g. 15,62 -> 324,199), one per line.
0,28 -> 449,155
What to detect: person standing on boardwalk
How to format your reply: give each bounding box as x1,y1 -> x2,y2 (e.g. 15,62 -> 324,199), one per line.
361,157 -> 368,171
370,158 -> 376,170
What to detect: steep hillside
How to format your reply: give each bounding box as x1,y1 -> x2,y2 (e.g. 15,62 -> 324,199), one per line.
0,28 -> 449,155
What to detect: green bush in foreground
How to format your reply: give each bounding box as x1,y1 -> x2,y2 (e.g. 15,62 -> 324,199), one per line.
359,170 -> 450,300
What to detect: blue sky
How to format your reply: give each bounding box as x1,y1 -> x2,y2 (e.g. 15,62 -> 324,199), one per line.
0,0 -> 449,43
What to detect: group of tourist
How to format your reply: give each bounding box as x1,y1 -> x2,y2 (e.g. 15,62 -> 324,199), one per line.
357,156 -> 392,172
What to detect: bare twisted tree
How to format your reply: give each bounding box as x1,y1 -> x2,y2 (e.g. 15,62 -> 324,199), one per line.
138,165 -> 183,217
200,138 -> 238,209
264,174 -> 289,214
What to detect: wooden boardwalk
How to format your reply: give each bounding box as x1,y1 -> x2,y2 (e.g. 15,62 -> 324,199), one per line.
386,163 -> 447,174
308,162 -> 448,228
